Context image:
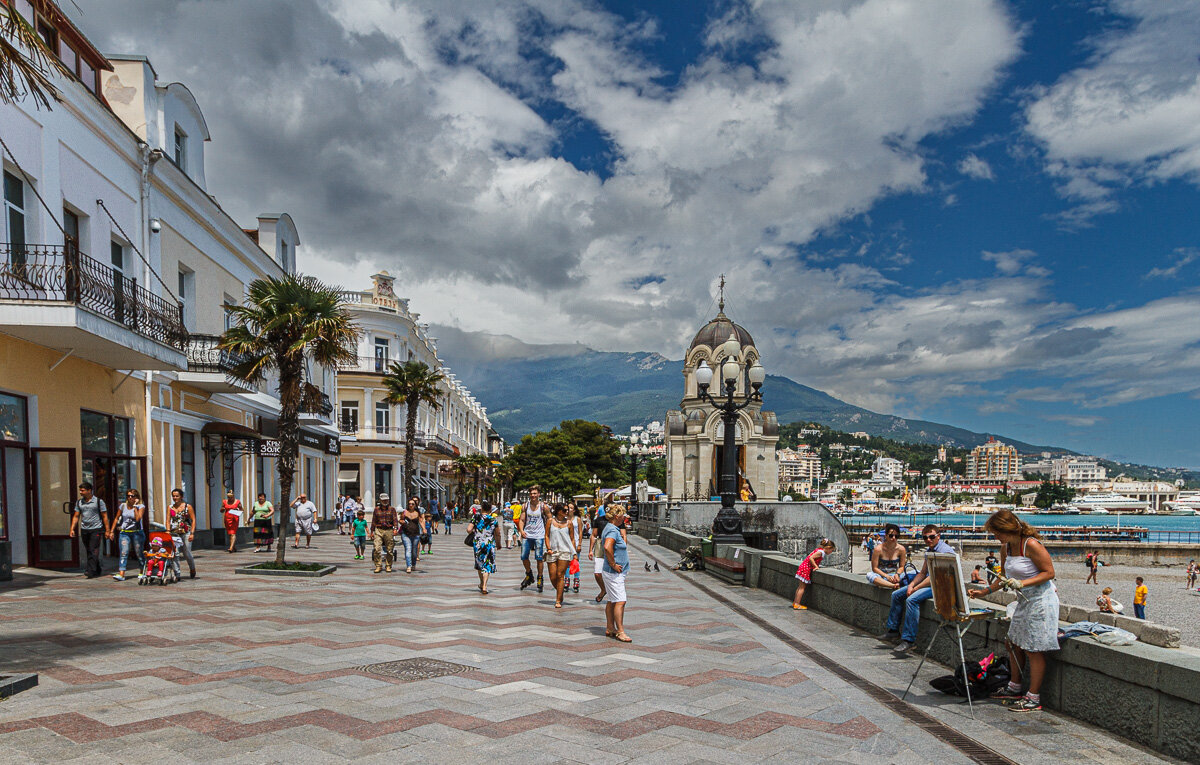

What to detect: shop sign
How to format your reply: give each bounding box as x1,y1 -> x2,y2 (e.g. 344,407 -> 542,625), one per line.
326,436 -> 340,455
258,439 -> 281,457
299,430 -> 323,450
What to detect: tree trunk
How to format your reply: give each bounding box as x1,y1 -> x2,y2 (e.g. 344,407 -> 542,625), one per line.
404,401 -> 418,504
275,357 -> 302,565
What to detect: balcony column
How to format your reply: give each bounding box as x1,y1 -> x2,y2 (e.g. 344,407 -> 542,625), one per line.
363,388 -> 374,438
363,457 -> 374,509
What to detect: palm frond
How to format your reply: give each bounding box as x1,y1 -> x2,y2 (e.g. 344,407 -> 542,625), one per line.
0,5 -> 69,109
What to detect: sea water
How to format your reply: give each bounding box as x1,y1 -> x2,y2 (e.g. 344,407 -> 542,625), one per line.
845,512 -> 1200,544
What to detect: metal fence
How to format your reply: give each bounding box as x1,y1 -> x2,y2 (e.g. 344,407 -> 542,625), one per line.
184,334 -> 252,374
1,243 -> 186,349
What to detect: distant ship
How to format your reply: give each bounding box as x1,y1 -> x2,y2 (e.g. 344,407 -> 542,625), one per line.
1165,492 -> 1200,516
1069,493 -> 1150,514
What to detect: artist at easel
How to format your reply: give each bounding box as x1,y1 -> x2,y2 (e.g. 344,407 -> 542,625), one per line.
969,510 -> 1059,714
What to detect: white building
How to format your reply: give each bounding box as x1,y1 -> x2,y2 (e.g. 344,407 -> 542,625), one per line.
1101,480 -> 1179,513
0,2 -> 338,568
335,272 -> 490,508
1051,457 -> 1107,488
871,456 -> 905,485
778,447 -> 820,490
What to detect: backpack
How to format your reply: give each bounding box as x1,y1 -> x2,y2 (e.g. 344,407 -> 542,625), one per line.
929,654 -> 1009,697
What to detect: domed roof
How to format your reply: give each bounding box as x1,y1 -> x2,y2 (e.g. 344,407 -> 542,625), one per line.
690,311 -> 755,352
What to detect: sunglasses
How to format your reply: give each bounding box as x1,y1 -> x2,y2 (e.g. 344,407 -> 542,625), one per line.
886,532 -> 898,538
923,533 -> 938,540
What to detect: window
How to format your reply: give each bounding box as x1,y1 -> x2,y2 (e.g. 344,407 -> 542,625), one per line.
173,126 -> 188,173
4,171 -> 26,262
110,240 -> 125,272
35,16 -> 57,51
81,410 -> 132,454
280,240 -> 290,272
223,296 -> 236,332
111,241 -> 127,323
177,266 -> 194,330
374,338 -> 389,372
375,402 -> 389,432
179,430 -> 195,504
59,41 -> 77,74
374,463 -> 392,500
305,456 -> 314,500
340,401 -> 358,432
63,208 -> 79,249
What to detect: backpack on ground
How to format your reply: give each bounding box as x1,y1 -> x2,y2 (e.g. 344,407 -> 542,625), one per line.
929,654 -> 1009,697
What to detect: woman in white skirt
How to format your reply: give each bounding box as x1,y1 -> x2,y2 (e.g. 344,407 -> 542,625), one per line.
975,509 -> 1058,713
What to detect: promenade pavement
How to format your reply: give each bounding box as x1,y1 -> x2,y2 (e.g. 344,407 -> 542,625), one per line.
0,530 -> 1179,764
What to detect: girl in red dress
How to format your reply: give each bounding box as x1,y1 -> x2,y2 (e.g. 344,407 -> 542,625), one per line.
792,539 -> 836,610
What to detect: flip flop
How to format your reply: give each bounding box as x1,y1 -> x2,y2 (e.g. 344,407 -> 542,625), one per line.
595,594 -> 605,603
605,630 -> 617,638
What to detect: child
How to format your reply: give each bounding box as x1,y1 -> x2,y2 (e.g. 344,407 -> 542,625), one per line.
351,510 -> 368,560
792,539 -> 836,610
420,512 -> 433,555
1133,577 -> 1148,619
142,537 -> 174,581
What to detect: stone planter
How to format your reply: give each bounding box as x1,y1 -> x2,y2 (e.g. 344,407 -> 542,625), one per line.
0,673 -> 38,699
234,563 -> 337,578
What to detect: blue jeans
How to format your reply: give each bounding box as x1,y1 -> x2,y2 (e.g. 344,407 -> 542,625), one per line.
887,586 -> 934,642
401,533 -> 420,568
1134,604 -> 1146,620
118,531 -> 144,572
444,518 -> 451,534
521,537 -> 545,561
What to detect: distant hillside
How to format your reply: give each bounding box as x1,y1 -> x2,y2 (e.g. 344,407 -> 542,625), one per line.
431,330 -> 1064,452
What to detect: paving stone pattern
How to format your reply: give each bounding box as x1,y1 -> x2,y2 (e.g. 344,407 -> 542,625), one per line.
0,532 -> 1178,764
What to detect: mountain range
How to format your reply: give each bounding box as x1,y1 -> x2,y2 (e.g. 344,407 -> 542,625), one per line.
433,326 -> 1063,453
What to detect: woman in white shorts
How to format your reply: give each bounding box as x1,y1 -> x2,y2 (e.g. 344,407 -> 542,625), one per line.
600,505 -> 632,642
545,503 -> 579,608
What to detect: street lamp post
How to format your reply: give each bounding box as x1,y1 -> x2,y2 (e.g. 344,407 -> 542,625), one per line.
620,432 -> 649,521
589,473 -> 600,507
694,334 -> 765,544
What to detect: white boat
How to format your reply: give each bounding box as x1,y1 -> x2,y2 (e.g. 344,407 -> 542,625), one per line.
1069,493 -> 1149,514
1164,502 -> 1199,517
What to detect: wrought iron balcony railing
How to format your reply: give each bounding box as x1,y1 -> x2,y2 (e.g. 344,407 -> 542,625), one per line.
1,243 -> 187,349
185,334 -> 252,375
300,384 -> 334,418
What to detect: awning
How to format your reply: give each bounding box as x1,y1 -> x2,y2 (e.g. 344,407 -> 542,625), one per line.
200,421 -> 262,440
416,476 -> 439,490
337,469 -> 359,483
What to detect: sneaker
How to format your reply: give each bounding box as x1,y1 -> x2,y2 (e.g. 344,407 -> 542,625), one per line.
990,686 -> 1026,702
875,630 -> 900,644
112,574 -> 125,581
1008,697 -> 1042,713
892,641 -> 915,655
374,566 -> 382,573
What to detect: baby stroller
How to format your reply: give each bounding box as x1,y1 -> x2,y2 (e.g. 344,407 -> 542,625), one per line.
140,532 -> 178,585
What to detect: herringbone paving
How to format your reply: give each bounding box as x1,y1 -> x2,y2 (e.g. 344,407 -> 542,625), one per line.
0,531 -> 1176,763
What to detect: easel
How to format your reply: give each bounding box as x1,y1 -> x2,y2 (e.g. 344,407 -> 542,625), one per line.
901,551 -> 994,716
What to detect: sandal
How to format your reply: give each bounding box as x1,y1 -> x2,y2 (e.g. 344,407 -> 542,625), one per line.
554,602 -> 562,609
615,633 -> 633,643
595,594 -> 605,603
605,630 -> 617,638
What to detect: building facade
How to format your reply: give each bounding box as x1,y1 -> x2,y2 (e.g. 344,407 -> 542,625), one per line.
1050,457 -> 1107,488
777,447 -> 820,492
871,456 -> 905,486
0,3 -> 337,568
335,272 -> 490,509
965,438 -> 1021,482
665,309 -> 779,502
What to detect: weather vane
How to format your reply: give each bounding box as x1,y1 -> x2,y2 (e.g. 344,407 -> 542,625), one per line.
717,274 -> 726,314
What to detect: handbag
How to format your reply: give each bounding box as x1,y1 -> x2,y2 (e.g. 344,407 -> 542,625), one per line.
464,529 -> 476,546
568,558 -> 580,575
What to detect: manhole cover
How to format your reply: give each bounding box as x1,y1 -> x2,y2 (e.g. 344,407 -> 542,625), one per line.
356,658 -> 475,682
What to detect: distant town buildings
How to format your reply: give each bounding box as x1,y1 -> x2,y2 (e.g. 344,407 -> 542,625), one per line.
871,456 -> 905,485
966,438 -> 1021,481
1051,457 -> 1107,488
778,447 -> 820,492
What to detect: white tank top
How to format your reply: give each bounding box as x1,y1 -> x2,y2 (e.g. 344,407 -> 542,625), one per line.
1004,537 -> 1041,580
548,522 -> 575,555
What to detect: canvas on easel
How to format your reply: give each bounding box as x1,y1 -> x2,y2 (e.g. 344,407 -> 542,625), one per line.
927,551 -> 971,621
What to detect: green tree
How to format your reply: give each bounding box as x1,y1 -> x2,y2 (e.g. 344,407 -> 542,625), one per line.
382,360 -> 446,503
221,275 -> 358,564
644,457 -> 666,492
1034,481 -> 1074,509
507,420 -> 624,497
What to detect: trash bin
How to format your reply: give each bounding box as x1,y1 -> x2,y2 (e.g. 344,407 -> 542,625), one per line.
701,539 -> 714,558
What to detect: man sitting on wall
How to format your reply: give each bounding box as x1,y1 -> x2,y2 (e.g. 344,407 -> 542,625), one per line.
876,523 -> 953,654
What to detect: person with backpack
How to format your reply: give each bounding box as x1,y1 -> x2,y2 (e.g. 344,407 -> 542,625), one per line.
518,487 -> 550,593
1085,550 -> 1101,585
68,482 -> 109,579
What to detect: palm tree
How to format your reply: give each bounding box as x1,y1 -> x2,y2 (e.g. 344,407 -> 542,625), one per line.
381,360 -> 445,503
1,5 -> 70,108
450,454 -> 473,505
220,275 -> 358,564
462,452 -> 490,501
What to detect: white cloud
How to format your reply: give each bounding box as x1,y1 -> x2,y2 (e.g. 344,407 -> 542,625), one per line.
958,153 -> 995,179
1025,0 -> 1200,220
1145,247 -> 1200,279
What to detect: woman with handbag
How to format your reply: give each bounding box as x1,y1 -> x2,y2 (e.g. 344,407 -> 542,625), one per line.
467,501 -> 500,594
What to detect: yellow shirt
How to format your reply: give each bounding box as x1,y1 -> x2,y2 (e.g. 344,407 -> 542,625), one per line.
1134,585 -> 1148,605
511,504 -> 522,521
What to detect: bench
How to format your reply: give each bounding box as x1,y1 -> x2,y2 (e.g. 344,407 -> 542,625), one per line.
704,556 -> 745,585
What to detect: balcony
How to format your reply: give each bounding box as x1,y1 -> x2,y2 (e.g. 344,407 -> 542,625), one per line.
0,243 -> 187,370
299,384 -> 334,424
178,334 -> 256,393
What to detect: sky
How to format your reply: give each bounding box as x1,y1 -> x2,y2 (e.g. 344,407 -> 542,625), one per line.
79,0 -> 1200,467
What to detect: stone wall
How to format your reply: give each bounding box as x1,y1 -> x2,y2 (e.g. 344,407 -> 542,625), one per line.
650,527 -> 1200,763
663,501 -> 851,568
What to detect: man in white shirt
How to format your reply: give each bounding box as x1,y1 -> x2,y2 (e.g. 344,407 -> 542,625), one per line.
518,486 -> 550,593
292,493 -> 318,548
